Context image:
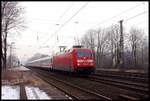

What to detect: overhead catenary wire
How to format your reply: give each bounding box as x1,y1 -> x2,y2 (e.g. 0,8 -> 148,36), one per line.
27,2 -> 74,38
52,3 -> 74,45
92,3 -> 145,28
42,2 -> 89,45
136,20 -> 147,25
43,3 -> 74,45
58,2 -> 74,21
43,2 -> 89,45
125,11 -> 147,22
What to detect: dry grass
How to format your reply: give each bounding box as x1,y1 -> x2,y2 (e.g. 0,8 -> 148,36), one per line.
2,69 -> 49,86
2,69 -> 22,80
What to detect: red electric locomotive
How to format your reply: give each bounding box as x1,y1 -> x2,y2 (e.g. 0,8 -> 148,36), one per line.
52,45 -> 95,74
26,45 -> 95,75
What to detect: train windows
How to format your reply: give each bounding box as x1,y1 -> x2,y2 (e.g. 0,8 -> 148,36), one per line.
50,58 -> 53,63
44,59 -> 50,64
76,51 -> 91,57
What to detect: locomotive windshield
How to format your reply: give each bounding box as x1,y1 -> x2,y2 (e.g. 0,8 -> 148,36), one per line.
76,51 -> 91,57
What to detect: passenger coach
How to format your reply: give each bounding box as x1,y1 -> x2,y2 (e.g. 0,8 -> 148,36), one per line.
26,56 -> 53,69
26,45 -> 95,75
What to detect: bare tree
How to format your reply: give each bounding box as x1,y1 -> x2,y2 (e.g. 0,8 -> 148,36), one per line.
81,29 -> 96,60
81,28 -> 110,67
1,1 -> 26,69
107,24 -> 120,67
96,28 -> 109,67
142,37 -> 149,69
128,27 -> 144,68
80,24 -> 148,70
138,34 -> 148,68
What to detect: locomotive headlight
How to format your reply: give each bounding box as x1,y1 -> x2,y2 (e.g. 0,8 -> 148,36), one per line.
90,63 -> 94,65
77,60 -> 84,62
77,63 -> 80,66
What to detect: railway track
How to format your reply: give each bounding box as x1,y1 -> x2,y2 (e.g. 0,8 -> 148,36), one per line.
27,67 -> 148,100
88,73 -> 149,99
94,73 -> 148,83
29,67 -> 112,100
95,70 -> 148,78
91,73 -> 148,87
89,75 -> 148,93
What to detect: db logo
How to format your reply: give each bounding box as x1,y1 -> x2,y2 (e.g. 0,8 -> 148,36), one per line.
83,60 -> 87,62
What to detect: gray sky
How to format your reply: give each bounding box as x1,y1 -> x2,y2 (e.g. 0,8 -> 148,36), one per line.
8,1 -> 148,63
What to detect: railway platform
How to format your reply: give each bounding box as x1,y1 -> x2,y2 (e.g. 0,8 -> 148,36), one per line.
2,66 -> 70,100
8,66 -> 30,71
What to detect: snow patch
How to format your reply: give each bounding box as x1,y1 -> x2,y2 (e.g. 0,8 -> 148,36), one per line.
65,94 -> 72,99
25,86 -> 51,99
2,86 -> 20,100
8,66 -> 30,71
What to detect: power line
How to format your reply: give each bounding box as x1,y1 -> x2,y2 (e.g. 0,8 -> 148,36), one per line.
61,2 -> 88,28
51,3 -> 74,44
125,11 -> 147,22
42,2 -> 89,45
45,3 -> 74,39
58,3 -> 74,21
92,3 -> 145,28
134,20 -> 147,25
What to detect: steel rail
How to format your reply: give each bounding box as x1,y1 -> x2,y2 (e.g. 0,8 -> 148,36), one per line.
29,67 -> 112,100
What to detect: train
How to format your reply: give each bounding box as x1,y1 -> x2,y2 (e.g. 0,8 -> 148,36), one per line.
26,45 -> 95,75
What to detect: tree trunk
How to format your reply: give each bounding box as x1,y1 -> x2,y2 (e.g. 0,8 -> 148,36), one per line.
4,35 -> 7,69
134,44 -> 137,68
141,47 -> 143,68
3,24 -> 8,69
96,47 -> 99,67
1,34 -> 3,68
111,39 -> 114,67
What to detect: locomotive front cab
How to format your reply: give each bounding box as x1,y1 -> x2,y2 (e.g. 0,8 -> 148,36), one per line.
74,49 -> 95,74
